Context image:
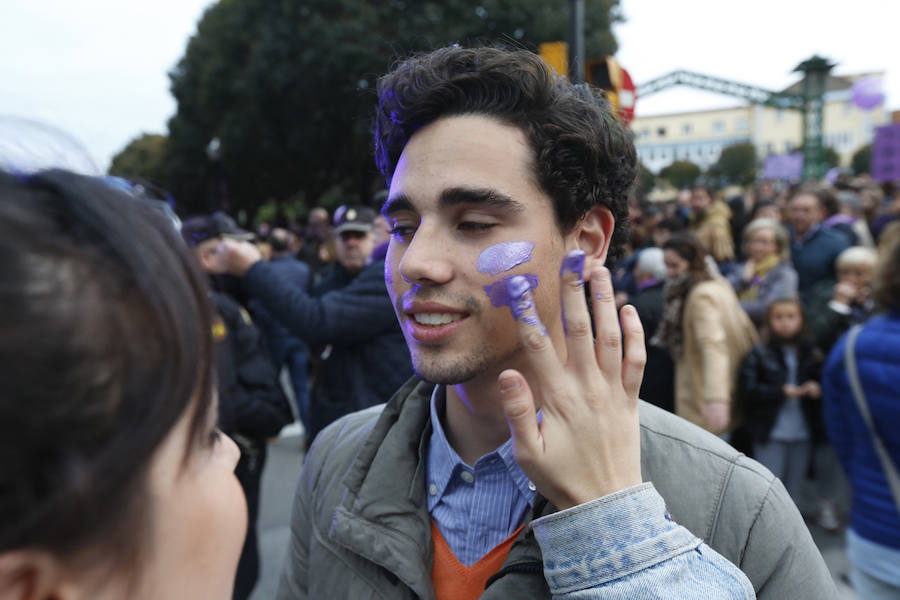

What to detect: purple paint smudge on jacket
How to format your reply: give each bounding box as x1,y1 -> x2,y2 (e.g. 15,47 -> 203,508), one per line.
477,241 -> 535,276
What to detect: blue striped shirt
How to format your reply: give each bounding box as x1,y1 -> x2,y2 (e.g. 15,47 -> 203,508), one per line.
427,385 -> 536,566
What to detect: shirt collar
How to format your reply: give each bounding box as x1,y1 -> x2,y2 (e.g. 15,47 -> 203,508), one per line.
426,385 -> 536,511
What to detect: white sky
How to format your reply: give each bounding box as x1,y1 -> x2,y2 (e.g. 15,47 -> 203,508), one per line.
1,0 -> 896,172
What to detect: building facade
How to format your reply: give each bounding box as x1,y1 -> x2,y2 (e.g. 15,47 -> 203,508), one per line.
632,73 -> 888,174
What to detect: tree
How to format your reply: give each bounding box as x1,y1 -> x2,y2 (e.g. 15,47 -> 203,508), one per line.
164,0 -> 623,216
708,142 -> 756,186
658,160 -> 700,189
852,144 -> 872,175
109,133 -> 168,186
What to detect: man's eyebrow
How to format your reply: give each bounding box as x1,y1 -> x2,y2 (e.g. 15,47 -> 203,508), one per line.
438,187 -> 525,214
381,194 -> 414,217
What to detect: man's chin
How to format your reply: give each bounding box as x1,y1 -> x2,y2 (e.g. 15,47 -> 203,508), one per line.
412,357 -> 485,386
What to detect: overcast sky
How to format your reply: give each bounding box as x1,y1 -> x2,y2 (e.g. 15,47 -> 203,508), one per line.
1,0 -> 896,173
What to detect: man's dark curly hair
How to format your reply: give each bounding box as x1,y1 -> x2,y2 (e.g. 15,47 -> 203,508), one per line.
373,46 -> 636,266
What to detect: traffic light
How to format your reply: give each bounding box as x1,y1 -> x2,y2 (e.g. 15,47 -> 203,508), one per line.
538,42 -> 569,78
586,57 -> 637,124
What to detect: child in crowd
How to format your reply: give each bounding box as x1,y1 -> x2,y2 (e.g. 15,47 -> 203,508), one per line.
737,299 -> 825,503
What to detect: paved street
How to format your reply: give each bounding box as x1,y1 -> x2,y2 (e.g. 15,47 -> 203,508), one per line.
250,430 -> 857,599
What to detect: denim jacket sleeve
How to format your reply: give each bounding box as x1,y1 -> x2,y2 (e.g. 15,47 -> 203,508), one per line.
532,483 -> 756,599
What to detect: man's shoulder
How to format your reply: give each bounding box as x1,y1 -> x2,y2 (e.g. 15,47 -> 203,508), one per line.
638,402 -> 776,538
808,225 -> 850,250
639,401 -> 766,477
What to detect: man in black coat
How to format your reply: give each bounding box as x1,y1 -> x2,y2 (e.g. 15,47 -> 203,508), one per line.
182,213 -> 292,600
248,227 -> 313,431
215,205 -> 413,443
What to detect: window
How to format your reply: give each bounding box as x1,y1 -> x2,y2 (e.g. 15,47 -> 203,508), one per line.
641,128 -> 650,138
657,127 -> 667,137
735,118 -> 748,132
712,121 -> 725,133
682,123 -> 693,135
776,109 -> 784,122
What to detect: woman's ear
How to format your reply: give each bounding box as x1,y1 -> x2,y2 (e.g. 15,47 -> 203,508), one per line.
0,551 -> 72,600
574,205 -> 615,273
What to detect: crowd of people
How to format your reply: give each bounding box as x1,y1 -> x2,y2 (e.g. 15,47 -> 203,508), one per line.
2,44 -> 899,600
615,177 -> 900,595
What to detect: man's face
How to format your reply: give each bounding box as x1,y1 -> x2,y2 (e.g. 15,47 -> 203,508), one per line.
193,237 -> 225,273
384,115 -> 581,384
788,193 -> 823,235
690,188 -> 712,214
335,229 -> 375,274
838,264 -> 873,291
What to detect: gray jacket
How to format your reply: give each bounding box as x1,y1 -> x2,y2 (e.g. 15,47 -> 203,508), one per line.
276,378 -> 836,599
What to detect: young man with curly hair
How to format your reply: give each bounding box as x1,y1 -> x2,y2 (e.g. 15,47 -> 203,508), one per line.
220,46 -> 834,599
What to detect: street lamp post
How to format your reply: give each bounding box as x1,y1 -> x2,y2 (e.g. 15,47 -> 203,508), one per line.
569,0 -> 585,84
794,56 -> 835,181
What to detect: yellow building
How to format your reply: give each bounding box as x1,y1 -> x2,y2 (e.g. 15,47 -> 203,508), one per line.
632,73 -> 888,174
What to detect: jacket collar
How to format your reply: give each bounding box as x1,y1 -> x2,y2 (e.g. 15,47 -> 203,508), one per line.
329,377 -> 554,598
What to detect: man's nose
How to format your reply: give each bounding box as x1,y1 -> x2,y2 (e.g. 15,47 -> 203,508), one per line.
398,225 -> 453,285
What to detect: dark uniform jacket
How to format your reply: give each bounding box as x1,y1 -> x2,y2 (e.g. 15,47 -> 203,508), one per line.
212,291 -> 292,440
245,258 -> 412,441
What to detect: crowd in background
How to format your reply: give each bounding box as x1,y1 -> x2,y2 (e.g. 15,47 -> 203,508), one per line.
195,174 -> 900,596
613,175 -> 900,595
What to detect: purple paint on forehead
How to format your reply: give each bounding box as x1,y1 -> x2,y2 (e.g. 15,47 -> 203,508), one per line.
483,274 -> 539,308
477,241 -> 535,276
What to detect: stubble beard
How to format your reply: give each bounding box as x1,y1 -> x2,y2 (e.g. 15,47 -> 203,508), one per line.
410,339 -> 519,386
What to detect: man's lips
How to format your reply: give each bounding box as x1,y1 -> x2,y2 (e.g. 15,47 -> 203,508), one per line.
403,302 -> 470,343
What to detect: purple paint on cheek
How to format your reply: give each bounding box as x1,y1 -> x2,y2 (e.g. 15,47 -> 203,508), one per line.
483,274 -> 539,307
484,274 -> 546,335
477,241 -> 535,276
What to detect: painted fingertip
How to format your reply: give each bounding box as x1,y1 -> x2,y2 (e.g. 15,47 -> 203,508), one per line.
507,274 -> 531,300
506,275 -> 547,335
559,249 -> 585,285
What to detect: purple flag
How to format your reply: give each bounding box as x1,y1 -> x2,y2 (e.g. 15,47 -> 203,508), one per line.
763,152 -> 804,180
872,124 -> 900,182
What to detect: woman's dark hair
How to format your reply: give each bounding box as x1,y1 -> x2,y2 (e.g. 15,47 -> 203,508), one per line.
662,232 -> 710,279
0,171 -> 214,570
874,234 -> 900,312
374,46 -> 637,265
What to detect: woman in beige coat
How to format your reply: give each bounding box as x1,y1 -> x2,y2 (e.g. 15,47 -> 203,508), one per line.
654,233 -> 758,434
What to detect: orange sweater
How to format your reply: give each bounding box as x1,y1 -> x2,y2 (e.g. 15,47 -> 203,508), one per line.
430,519 -> 525,600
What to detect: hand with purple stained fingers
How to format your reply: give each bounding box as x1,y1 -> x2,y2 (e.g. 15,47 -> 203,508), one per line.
498,249 -> 646,511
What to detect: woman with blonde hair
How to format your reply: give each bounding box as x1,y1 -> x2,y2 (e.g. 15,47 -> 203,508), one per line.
727,218 -> 799,327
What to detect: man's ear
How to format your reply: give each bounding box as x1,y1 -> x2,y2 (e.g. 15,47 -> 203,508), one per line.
574,206 -> 615,273
0,551 -> 72,600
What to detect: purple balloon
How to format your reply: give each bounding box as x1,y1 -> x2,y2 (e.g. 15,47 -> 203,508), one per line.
852,77 -> 884,110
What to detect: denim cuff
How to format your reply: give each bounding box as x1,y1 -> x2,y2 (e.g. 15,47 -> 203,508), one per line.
532,482 -> 701,594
